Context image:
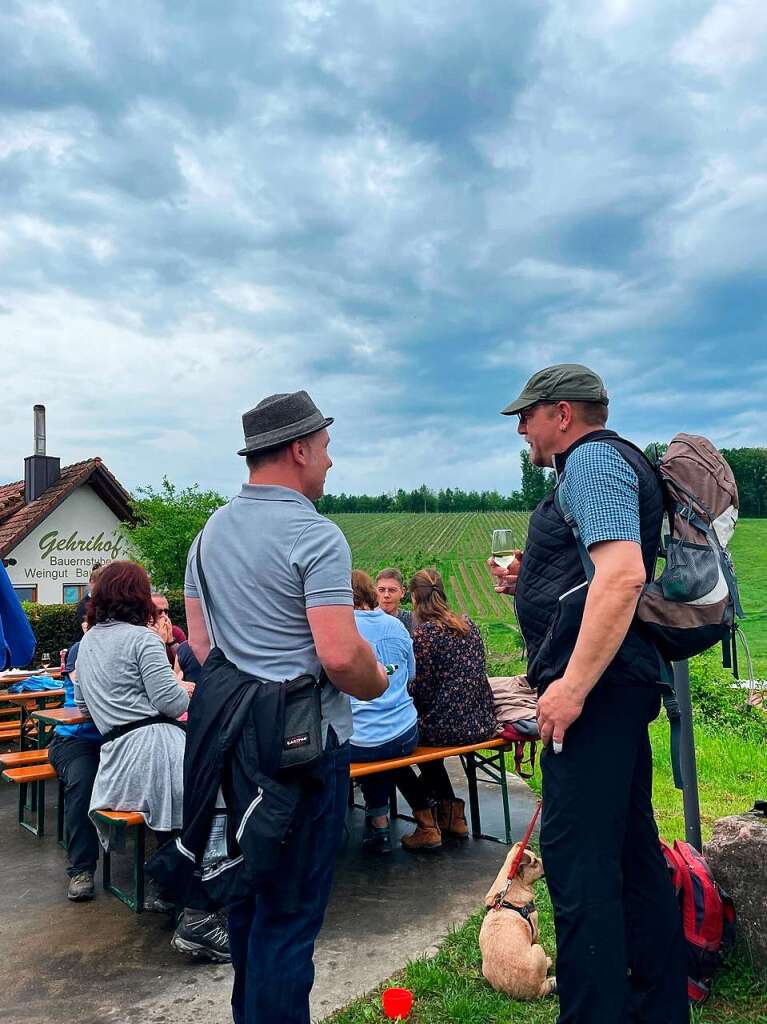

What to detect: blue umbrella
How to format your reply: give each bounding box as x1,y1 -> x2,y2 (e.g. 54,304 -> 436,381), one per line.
0,561 -> 36,669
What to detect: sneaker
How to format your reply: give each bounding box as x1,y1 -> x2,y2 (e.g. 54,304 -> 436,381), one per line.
144,893 -> 176,913
143,879 -> 176,913
171,910 -> 231,963
361,817 -> 392,854
67,870 -> 95,902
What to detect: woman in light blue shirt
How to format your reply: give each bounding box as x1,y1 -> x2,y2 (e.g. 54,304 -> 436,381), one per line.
349,571 -> 418,853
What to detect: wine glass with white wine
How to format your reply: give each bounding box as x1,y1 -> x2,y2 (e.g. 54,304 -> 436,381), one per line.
491,529 -> 517,569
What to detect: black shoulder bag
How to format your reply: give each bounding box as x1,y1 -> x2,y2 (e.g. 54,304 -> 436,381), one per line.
195,532 -> 325,769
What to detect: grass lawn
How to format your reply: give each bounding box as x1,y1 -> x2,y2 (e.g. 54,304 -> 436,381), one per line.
326,719 -> 767,1024
729,521 -> 767,674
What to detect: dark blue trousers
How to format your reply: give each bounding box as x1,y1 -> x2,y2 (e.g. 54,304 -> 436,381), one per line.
228,737 -> 351,1024
48,734 -> 101,877
541,684 -> 688,1024
349,721 -> 420,816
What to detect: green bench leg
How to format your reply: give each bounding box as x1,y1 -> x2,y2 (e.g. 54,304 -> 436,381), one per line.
57,779 -> 65,847
461,747 -> 514,844
17,779 -> 46,837
498,750 -> 512,845
101,823 -> 146,913
463,752 -> 482,837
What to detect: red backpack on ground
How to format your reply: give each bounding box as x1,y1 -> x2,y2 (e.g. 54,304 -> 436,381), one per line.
660,838 -> 736,1004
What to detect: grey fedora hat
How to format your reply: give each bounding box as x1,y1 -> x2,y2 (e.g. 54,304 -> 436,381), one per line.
237,391 -> 334,456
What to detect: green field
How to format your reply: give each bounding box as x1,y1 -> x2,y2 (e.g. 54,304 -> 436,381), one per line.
326,515 -> 767,1024
331,512 -> 767,676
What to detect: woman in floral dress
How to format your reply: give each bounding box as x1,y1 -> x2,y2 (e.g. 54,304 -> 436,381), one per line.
398,568 -> 495,851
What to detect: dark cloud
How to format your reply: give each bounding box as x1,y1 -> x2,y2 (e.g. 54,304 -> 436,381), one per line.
0,0 -> 764,495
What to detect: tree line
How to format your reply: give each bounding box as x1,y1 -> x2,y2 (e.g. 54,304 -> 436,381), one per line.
122,446 -> 766,589
317,446 -> 767,517
315,451 -> 555,514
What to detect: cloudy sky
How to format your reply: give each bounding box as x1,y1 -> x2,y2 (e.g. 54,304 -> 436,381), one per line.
1,0 -> 765,498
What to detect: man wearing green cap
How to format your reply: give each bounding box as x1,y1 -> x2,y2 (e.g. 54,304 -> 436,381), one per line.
490,365 -> 687,1023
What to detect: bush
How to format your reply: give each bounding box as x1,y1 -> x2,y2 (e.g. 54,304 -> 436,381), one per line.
21,592 -> 190,667
21,602 -> 80,667
689,648 -> 767,742
165,590 -> 188,636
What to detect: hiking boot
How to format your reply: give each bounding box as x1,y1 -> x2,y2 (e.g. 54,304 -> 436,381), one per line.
437,798 -> 469,839
67,870 -> 95,902
401,807 -> 442,852
361,817 -> 391,854
171,910 -> 231,963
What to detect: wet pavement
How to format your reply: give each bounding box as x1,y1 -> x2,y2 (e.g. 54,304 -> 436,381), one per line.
0,760 -> 539,1024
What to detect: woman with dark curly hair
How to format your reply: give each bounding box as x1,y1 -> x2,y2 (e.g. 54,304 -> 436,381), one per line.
74,560 -> 229,962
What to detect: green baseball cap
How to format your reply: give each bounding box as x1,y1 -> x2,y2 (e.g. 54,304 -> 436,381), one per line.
501,363 -> 609,416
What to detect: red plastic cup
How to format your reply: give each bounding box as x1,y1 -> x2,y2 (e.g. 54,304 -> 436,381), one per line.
381,987 -> 413,1020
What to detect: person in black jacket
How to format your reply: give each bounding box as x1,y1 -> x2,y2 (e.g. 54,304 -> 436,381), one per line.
489,364 -> 688,1024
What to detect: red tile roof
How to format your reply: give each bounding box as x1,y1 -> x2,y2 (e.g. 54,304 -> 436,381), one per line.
0,458 -> 133,559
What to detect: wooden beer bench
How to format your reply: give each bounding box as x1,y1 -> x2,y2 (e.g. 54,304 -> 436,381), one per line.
349,732 -> 537,845
1,762 -> 64,839
1,690 -> 65,749
1,708 -> 90,838
91,809 -> 147,913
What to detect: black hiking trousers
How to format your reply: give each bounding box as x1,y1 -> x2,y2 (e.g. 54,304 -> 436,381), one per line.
540,683 -> 689,1024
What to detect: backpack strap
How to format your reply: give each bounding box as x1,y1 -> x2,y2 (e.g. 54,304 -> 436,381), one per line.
662,687 -> 684,789
552,460 -> 671,692
553,482 -> 594,584
552,433 -> 663,584
194,530 -> 219,650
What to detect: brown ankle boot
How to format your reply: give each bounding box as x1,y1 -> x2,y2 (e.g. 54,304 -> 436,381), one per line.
401,807 -> 442,852
436,798 -> 469,839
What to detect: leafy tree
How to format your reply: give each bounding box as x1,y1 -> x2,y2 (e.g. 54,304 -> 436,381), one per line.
643,441 -> 668,465
721,447 -> 767,518
520,450 -> 555,509
122,477 -> 226,589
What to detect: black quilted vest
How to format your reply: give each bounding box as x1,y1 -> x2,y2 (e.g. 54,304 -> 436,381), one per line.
515,430 -> 665,692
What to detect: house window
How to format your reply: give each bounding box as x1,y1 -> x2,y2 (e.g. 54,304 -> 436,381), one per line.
63,584 -> 88,605
13,586 -> 38,603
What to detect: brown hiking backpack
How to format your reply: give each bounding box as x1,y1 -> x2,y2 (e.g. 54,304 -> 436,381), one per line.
556,432 -> 744,664
636,434 -> 743,662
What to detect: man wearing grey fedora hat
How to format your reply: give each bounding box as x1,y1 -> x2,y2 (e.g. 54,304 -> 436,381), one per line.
184,390 -> 388,1024
489,365 -> 687,1024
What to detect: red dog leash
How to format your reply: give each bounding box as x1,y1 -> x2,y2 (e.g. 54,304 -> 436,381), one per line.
491,799 -> 542,910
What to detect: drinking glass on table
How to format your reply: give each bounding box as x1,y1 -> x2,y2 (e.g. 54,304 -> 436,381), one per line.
491,529 -> 518,569
40,652 -> 51,673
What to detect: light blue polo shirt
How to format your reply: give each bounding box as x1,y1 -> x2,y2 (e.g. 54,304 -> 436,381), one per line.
185,484 -> 354,744
350,609 -> 417,747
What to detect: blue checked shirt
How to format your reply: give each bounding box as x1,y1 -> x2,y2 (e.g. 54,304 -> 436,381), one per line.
560,442 -> 641,549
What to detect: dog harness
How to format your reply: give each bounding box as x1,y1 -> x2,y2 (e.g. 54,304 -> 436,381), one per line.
498,899 -> 537,939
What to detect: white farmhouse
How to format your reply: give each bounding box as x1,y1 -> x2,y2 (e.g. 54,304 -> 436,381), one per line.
0,407 -> 133,606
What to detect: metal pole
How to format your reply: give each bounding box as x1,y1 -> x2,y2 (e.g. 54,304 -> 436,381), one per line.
673,659 -> 702,851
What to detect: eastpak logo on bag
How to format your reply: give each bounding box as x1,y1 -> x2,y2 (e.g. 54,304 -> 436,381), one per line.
284,732 -> 310,749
